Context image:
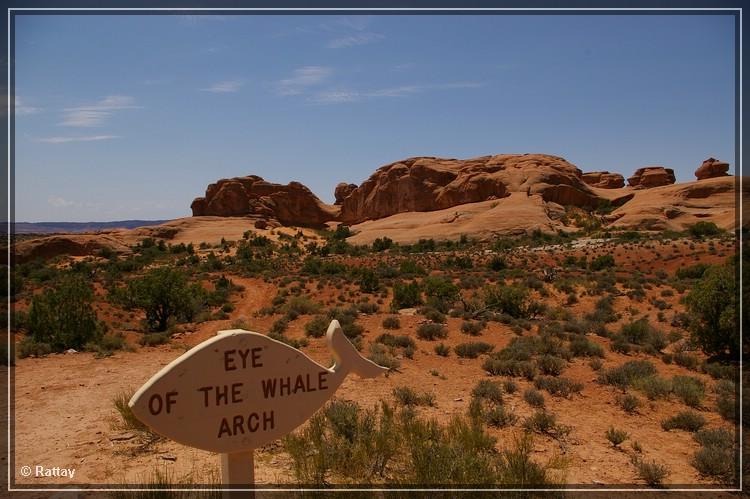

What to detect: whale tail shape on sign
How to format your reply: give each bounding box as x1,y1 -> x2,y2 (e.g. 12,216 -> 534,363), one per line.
327,319 -> 389,378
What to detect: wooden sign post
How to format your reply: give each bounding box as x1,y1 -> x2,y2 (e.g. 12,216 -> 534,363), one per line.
129,320 -> 387,495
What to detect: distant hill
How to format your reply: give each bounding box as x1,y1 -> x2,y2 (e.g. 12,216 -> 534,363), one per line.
7,220 -> 170,235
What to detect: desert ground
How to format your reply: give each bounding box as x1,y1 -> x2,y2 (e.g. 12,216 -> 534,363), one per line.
7,222 -> 741,491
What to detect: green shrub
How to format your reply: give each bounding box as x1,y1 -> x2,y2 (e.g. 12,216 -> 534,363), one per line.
471,380 -> 503,403
138,332 -> 171,347
676,263 -> 709,280
423,276 -> 460,306
358,268 -> 380,293
616,318 -> 666,352
421,340 -> 443,357
634,376 -> 672,400
372,237 -> 393,252
523,410 -> 557,434
391,281 -> 422,310
484,405 -> 517,428
673,352 -> 700,370
537,355 -> 565,376
367,344 -> 400,371
589,254 -> 615,271
357,300 -> 379,315
534,376 -> 583,398
661,411 -> 706,432
482,284 -> 530,318
422,308 -> 446,323
606,427 -> 628,447
270,317 -> 289,335
460,320 -> 485,336
503,380 -> 518,394
703,362 -> 737,381
454,342 -> 493,359
483,358 -> 537,380
619,393 -> 640,414
488,256 -> 507,271
124,267 -> 206,332
113,389 -> 154,435
570,336 -> 605,358
717,394 -> 736,422
27,275 -> 104,351
283,399 -> 399,484
523,388 -> 545,408
692,445 -> 735,483
326,307 -> 364,339
284,295 -> 321,316
687,221 -> 721,238
691,428 -> 737,484
304,315 -> 329,338
635,458 -> 669,486
598,360 -> 657,389
685,263 -> 738,357
392,386 -> 435,407
694,428 -> 734,448
17,338 -> 52,358
671,375 -> 705,408
87,333 -> 128,357
417,323 -> 447,341
375,333 -> 415,350
382,316 -> 401,330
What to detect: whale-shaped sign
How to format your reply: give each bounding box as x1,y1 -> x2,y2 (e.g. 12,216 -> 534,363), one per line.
129,320 -> 387,454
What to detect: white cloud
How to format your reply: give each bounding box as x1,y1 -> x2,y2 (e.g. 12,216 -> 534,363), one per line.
60,95 -> 139,127
327,32 -> 384,49
36,135 -> 119,144
365,85 -> 422,98
277,66 -> 331,96
15,96 -> 42,115
310,81 -> 486,104
47,196 -> 75,208
201,80 -> 243,93
310,91 -> 361,104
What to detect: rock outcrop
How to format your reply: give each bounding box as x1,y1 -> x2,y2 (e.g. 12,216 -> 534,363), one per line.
581,171 -> 625,189
695,158 -> 730,180
608,176 -> 738,232
339,154 -> 603,225
627,167 -> 676,189
334,182 -> 357,205
190,175 -> 336,227
14,234 -> 132,264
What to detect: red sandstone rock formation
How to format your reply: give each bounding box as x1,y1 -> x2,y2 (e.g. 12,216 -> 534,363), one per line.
334,182 -> 357,205
581,171 -> 625,189
190,175 -> 336,227
339,154 -> 602,224
627,167 -> 676,189
695,158 -> 730,180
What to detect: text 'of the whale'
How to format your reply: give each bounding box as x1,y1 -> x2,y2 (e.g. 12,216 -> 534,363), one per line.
129,319 -> 388,455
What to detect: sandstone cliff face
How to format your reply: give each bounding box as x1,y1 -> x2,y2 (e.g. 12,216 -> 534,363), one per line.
695,158 -> 729,180
339,154 -> 602,225
334,182 -> 357,205
581,171 -> 625,189
627,167 -> 676,189
607,176 -> 738,232
190,175 -> 336,227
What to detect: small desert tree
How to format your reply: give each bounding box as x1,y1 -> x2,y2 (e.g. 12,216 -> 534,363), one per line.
685,262 -> 738,358
27,275 -> 103,351
126,267 -> 206,332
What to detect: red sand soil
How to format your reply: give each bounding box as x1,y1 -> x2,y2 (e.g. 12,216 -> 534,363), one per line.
11,240 -> 738,489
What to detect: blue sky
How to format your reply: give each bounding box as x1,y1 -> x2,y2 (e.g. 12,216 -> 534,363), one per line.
14,13 -> 736,222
